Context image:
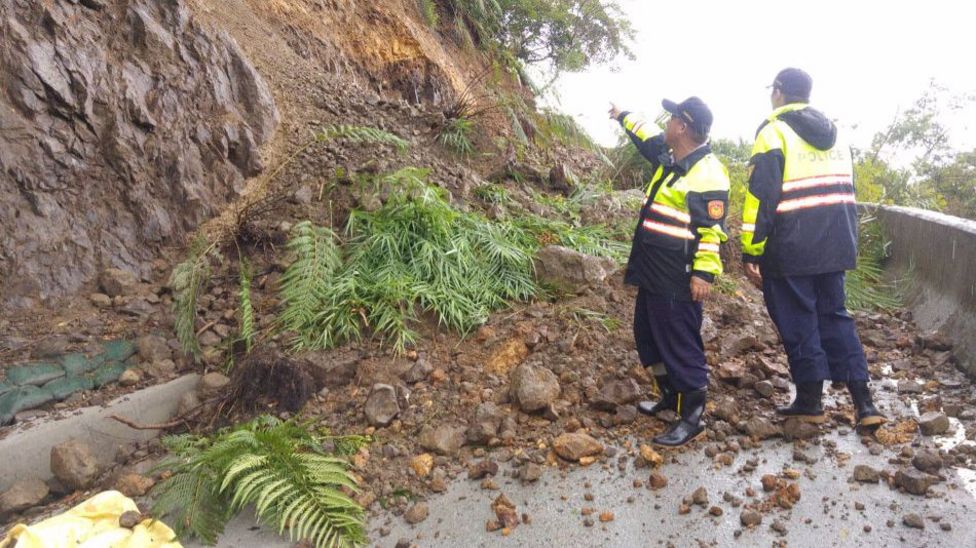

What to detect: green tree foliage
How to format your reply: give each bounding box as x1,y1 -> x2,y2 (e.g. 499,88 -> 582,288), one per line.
152,416 -> 367,547
429,0 -> 633,74
860,82 -> 976,219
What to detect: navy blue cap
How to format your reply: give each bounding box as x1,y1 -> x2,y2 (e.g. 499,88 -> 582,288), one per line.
772,68 -> 813,100
662,96 -> 713,137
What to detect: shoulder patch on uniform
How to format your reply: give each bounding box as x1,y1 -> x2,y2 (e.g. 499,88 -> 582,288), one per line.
707,200 -> 725,220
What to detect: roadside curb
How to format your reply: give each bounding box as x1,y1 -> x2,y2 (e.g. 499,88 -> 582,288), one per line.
0,374 -> 199,492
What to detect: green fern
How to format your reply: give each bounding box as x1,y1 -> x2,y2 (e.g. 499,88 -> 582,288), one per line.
170,241 -> 218,357
316,125 -> 408,153
280,170 -> 538,353
238,261 -> 255,353
278,221 -> 342,347
152,417 -> 366,547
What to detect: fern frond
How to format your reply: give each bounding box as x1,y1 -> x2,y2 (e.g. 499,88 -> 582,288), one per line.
169,242 -> 216,357
238,260 -> 255,353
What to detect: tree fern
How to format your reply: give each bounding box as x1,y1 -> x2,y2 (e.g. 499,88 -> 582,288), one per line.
152,417 -> 366,547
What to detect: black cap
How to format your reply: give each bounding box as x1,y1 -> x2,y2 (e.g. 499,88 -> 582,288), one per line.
772,68 -> 812,100
661,96 -> 713,137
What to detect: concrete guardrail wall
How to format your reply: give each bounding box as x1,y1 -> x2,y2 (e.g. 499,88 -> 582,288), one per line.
872,205 -> 976,378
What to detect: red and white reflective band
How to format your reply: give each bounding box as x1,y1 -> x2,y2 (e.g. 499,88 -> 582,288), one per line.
697,242 -> 720,253
642,219 -> 695,240
741,223 -> 756,232
782,173 -> 853,193
776,192 -> 855,213
649,203 -> 691,224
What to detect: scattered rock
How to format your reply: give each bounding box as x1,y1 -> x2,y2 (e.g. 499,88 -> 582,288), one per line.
468,460 -> 499,480
364,384 -> 399,427
520,463 -> 543,483
591,378 -> 641,411
782,418 -> 820,440
89,293 -> 113,308
533,246 -> 617,293
510,364 -> 560,413
50,439 -> 100,490
198,372 -> 230,397
691,486 -> 709,506
99,268 -> 139,298
742,417 -> 781,440
116,473 -> 155,497
419,425 -> 466,456
709,506 -> 723,516
118,368 -> 141,387
599,511 -> 614,522
852,465 -> 880,483
897,380 -> 924,394
553,432 -> 603,462
895,468 -> 937,495
649,473 -> 668,490
119,510 -> 142,529
489,493 -> 520,531
404,502 -> 429,524
912,449 -> 944,474
0,478 -> 49,516
136,335 -> 172,363
402,359 -> 432,383
410,454 -> 434,478
761,474 -> 778,491
754,380 -> 775,398
741,509 -> 762,527
902,513 -> 924,529
302,351 -> 359,388
639,444 -> 663,468
917,412 -> 950,436
466,402 -> 505,444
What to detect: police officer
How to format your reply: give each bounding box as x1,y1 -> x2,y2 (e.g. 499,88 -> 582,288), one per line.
741,68 -> 885,428
609,97 -> 730,447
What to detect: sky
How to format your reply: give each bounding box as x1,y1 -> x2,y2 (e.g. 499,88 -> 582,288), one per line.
546,0 -> 976,154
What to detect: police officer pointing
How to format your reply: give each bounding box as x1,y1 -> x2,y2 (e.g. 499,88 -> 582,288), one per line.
610,97 -> 730,446
742,68 -> 886,428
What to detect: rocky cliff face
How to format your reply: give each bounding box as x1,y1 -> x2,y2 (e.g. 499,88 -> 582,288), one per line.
0,0 -> 278,307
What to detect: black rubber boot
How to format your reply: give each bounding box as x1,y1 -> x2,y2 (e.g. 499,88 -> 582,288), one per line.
848,380 -> 887,427
637,375 -> 677,416
776,381 -> 826,423
652,389 -> 706,447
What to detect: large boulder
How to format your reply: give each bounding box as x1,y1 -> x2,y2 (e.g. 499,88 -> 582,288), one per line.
590,378 -> 641,411
419,425 -> 466,456
533,246 -> 617,294
510,363 -> 560,413
50,439 -> 100,490
364,384 -> 400,428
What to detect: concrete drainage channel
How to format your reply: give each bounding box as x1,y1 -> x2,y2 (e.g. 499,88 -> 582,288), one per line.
0,373 -> 199,494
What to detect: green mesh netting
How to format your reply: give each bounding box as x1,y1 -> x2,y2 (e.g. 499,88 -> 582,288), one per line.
0,386 -> 55,425
92,362 -> 128,388
60,353 -> 100,376
44,376 -> 96,401
5,362 -> 65,386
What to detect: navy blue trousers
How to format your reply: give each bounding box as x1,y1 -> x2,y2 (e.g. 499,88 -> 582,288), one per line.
633,288 -> 707,392
762,271 -> 869,384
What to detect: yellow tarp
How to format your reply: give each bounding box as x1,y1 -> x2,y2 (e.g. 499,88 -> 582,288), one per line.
1,490 -> 181,548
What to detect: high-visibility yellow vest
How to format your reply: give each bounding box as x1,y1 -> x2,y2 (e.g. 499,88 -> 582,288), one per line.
741,103 -> 858,275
